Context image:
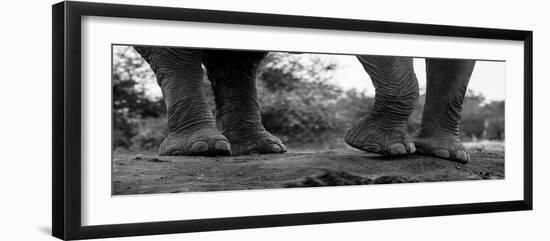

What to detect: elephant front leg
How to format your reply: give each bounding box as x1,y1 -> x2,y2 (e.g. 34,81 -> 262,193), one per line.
345,56 -> 419,156
203,50 -> 287,155
133,47 -> 231,156
415,59 -> 476,163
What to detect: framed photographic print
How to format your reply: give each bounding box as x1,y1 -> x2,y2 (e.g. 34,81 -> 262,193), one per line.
52,1 -> 533,240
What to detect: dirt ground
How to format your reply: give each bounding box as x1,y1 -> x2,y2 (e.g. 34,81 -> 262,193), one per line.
113,142 -> 504,195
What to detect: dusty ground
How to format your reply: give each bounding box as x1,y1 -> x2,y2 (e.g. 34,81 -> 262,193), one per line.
113,142 -> 504,195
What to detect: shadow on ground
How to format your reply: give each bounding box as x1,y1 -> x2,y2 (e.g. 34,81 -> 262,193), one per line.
113,147 -> 504,195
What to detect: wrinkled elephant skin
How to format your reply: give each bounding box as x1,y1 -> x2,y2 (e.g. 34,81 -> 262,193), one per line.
134,46 -> 474,163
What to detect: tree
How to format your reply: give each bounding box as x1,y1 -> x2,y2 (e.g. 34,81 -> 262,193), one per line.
257,53 -> 344,146
458,90 -> 505,141
112,46 -> 165,148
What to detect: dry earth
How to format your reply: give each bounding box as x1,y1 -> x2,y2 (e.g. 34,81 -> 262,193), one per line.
113,143 -> 504,195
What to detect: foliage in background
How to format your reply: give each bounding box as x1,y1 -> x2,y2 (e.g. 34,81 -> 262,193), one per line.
460,91 -> 505,141
257,53 -> 344,147
112,46 -> 165,148
112,47 -> 505,152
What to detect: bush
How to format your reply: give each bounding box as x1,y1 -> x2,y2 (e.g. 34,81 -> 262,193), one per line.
130,118 -> 168,150
257,53 -> 347,147
112,46 -> 165,150
459,91 -> 504,141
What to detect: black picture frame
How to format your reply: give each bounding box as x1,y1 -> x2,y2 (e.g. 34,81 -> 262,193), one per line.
52,1 -> 533,240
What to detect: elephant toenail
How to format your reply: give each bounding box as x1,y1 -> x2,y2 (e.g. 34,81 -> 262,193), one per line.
455,150 -> 470,163
434,149 -> 450,158
266,144 -> 282,153
279,144 -> 288,153
190,141 -> 209,153
388,143 -> 407,156
407,143 -> 416,153
214,140 -> 231,152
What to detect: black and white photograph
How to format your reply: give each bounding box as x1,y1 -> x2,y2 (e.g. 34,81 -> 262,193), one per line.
112,45 -> 505,195
2,0 -> 548,240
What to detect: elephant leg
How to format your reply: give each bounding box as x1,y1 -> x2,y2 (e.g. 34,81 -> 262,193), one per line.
202,50 -> 287,155
133,46 -> 231,156
415,59 -> 475,163
345,56 -> 419,156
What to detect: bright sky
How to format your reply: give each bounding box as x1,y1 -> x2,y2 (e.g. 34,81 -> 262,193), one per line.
324,54 -> 505,101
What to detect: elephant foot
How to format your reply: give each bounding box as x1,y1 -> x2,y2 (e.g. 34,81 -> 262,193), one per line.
414,134 -> 470,163
159,127 -> 231,156
223,125 -> 287,156
345,117 -> 415,156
